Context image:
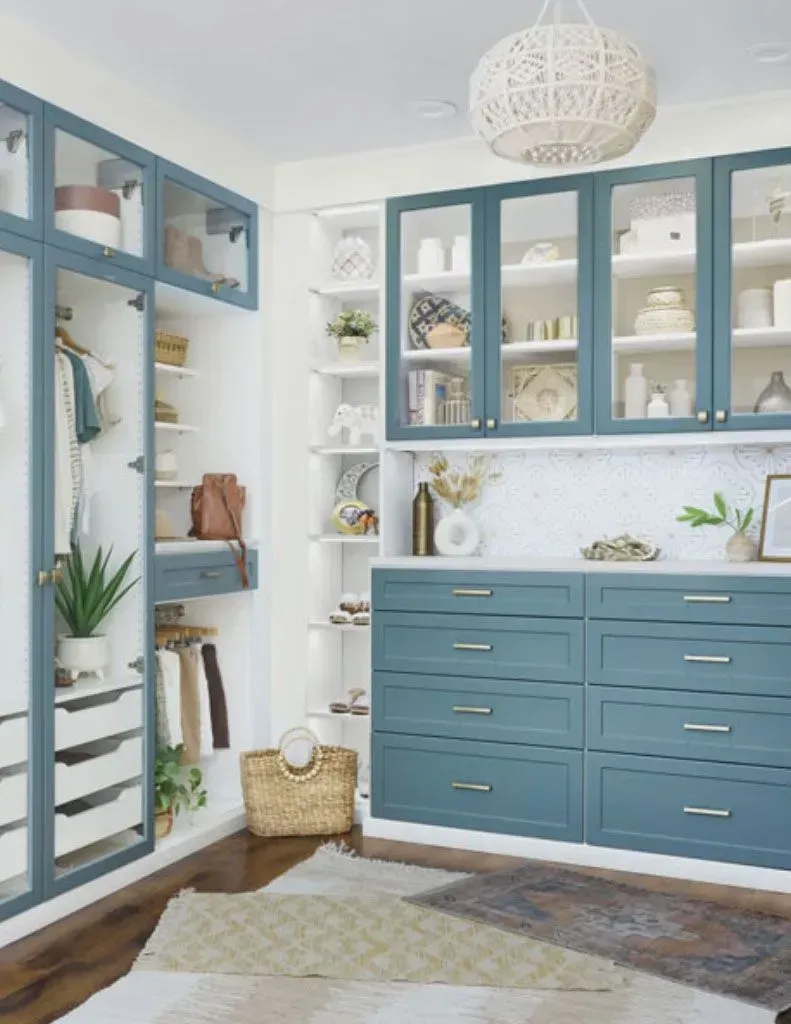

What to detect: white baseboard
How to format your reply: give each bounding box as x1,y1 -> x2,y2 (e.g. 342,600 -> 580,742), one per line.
363,816 -> 791,894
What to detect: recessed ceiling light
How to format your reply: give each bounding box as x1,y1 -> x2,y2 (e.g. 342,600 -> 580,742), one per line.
411,99 -> 458,120
749,42 -> 790,64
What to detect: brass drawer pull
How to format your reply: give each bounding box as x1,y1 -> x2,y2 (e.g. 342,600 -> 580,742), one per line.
684,654 -> 731,664
453,705 -> 493,715
452,588 -> 493,597
200,570 -> 224,579
684,806 -> 731,819
453,642 -> 492,652
684,595 -> 732,604
452,782 -> 492,793
683,722 -> 732,733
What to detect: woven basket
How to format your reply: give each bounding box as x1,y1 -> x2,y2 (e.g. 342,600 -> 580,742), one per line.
155,330 -> 189,368
241,728 -> 357,837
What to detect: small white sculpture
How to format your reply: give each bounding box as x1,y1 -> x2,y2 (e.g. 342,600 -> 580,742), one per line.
328,403 -> 379,447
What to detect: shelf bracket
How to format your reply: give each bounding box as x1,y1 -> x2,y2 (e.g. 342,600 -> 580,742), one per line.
2,129 -> 25,154
127,454 -> 145,474
127,292 -> 146,312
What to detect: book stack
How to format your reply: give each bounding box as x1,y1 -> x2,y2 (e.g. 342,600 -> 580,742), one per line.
407,370 -> 450,426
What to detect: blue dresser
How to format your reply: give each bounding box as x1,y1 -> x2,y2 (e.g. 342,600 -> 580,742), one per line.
371,566 -> 791,871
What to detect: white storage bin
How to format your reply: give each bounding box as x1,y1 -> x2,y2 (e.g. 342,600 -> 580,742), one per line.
56,738 -> 142,805
55,784 -> 142,857
0,716 -> 27,769
0,772 -> 27,828
0,825 -> 27,884
55,690 -> 142,751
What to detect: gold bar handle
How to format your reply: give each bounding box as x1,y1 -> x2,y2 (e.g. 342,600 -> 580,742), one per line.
684,806 -> 731,818
683,722 -> 732,733
452,588 -> 493,597
684,654 -> 731,664
453,642 -> 492,652
453,705 -> 493,715
200,570 -> 224,579
452,782 -> 492,793
684,595 -> 732,604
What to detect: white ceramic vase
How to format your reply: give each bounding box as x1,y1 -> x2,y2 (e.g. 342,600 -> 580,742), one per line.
451,235 -> 470,273
773,279 -> 791,328
668,379 -> 693,418
417,238 -> 445,276
646,390 -> 670,418
725,531 -> 754,563
434,507 -> 480,557
56,634 -> 109,680
624,363 -> 648,419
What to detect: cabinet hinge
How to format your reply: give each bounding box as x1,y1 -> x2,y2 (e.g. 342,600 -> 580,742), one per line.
127,292 -> 146,312
127,656 -> 144,674
121,179 -> 140,201
127,454 -> 145,474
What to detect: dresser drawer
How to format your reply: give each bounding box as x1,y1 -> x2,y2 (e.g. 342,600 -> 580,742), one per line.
154,547 -> 259,604
372,733 -> 582,841
373,612 -> 584,683
587,752 -> 791,870
373,672 -> 583,748
588,686 -> 791,768
587,620 -> 791,697
0,715 -> 27,769
55,690 -> 142,751
372,569 -> 583,618
587,573 -> 791,627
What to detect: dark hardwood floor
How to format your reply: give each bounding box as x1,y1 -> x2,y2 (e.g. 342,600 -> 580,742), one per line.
2,828 -> 791,1024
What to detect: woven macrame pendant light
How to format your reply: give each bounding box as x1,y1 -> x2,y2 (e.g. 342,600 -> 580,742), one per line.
470,0 -> 657,166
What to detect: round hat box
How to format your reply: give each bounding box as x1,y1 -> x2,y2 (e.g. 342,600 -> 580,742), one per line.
55,185 -> 122,249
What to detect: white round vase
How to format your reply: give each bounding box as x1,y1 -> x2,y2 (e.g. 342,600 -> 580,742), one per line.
434,507 -> 480,557
56,635 -> 109,678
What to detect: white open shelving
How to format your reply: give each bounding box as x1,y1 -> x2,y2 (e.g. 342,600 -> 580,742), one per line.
312,360 -> 380,378
154,361 -> 200,379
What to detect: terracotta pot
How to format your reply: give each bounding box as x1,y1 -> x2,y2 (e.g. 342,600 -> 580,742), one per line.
155,807 -> 174,840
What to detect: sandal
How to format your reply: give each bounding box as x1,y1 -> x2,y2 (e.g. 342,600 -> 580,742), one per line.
329,687 -> 370,715
329,592 -> 359,625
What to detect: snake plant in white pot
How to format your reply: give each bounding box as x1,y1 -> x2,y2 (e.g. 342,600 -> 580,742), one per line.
55,543 -> 139,682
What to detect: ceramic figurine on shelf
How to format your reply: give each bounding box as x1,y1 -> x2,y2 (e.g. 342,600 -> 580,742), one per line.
327,403 -> 379,446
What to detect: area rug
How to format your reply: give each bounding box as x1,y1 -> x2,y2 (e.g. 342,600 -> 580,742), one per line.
411,860 -> 791,1014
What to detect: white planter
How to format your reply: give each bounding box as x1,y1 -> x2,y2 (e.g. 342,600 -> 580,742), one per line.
56,634 -> 109,680
434,507 -> 480,557
336,336 -> 365,362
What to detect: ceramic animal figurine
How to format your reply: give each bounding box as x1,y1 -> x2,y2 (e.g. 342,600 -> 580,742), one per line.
328,403 -> 379,446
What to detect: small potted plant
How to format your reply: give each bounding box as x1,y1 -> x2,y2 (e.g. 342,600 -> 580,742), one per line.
54,543 -> 139,682
677,492 -> 755,562
155,745 -> 208,839
326,309 -> 377,362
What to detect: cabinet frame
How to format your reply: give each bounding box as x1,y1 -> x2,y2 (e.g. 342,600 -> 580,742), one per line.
0,81 -> 43,241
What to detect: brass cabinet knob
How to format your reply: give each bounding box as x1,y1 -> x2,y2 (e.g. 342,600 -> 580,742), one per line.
696,410 -> 709,424
470,417 -> 482,429
486,417 -> 497,429
211,280 -> 223,293
102,246 -> 116,258
715,409 -> 728,423
36,567 -> 62,587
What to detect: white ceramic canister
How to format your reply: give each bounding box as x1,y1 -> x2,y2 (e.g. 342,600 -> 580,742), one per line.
155,449 -> 179,481
737,288 -> 773,329
668,379 -> 693,418
55,185 -> 122,249
451,235 -> 470,274
646,389 -> 670,418
773,279 -> 791,328
417,238 -> 445,276
624,363 -> 648,419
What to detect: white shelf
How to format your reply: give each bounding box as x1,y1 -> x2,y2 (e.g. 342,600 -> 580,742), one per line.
732,238 -> 791,269
154,362 -> 199,379
312,360 -> 380,378
155,539 -> 258,554
613,326 -> 791,354
309,534 -> 380,545
154,422 -> 199,435
503,339 -> 578,359
54,677 -> 142,706
308,620 -> 370,632
610,239 -> 791,279
403,270 -> 470,293
312,281 -> 380,301
307,708 -> 371,720
501,259 -> 578,288
314,203 -> 381,230
309,445 -> 380,456
154,480 -> 194,489
402,346 -> 470,365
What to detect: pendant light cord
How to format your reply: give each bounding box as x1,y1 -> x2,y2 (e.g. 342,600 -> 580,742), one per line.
535,0 -> 595,26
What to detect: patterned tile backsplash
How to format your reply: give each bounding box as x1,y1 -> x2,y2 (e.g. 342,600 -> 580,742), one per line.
415,445 -> 791,560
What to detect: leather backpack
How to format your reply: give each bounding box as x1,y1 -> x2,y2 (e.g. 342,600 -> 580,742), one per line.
189,474 -> 249,588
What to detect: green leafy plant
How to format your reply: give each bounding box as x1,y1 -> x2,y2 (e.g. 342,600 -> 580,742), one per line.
55,543 -> 139,638
325,309 -> 377,340
677,492 -> 755,535
155,745 -> 208,816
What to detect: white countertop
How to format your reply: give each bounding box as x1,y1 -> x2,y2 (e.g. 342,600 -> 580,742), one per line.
370,556 -> 791,576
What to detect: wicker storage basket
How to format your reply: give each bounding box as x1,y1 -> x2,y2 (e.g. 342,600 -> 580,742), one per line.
241,728 -> 357,837
155,329 -> 189,368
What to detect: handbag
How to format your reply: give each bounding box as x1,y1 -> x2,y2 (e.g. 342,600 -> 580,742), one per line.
189,473 -> 249,588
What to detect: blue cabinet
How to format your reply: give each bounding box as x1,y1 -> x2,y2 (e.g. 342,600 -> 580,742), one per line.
155,547 -> 259,603
0,81 -> 43,240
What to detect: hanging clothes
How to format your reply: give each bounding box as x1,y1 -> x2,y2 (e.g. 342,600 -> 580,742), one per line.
61,348 -> 101,444
82,353 -> 118,433
178,645 -> 201,765
202,643 -> 230,749
156,648 -> 182,748
195,645 -> 214,755
54,351 -> 81,555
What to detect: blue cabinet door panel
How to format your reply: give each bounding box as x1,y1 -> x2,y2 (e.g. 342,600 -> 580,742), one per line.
372,733 -> 583,841
588,686 -> 791,769
373,672 -> 584,748
587,619 -> 791,697
0,80 -> 43,240
372,569 -> 584,617
587,752 -> 791,870
154,548 -> 259,603
373,612 -> 584,682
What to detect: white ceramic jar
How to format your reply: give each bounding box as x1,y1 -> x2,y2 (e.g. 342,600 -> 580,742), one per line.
417,238 -> 445,276
773,279 -> 791,328
646,389 -> 670,418
624,364 -> 648,419
737,288 -> 773,329
451,235 -> 470,274
668,379 -> 693,418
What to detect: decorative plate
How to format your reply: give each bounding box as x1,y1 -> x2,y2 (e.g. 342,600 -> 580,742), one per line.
507,363 -> 578,422
334,461 -> 378,503
407,291 -> 509,350
332,498 -> 376,535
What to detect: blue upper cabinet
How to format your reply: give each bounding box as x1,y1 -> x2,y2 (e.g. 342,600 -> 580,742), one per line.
484,176 -> 594,437
0,81 -> 43,240
156,159 -> 258,309
386,188 -> 486,440
43,105 -> 155,275
593,159 -> 714,434
712,148 -> 791,430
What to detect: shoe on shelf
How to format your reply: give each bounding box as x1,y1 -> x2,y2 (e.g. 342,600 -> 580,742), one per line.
329,687 -> 370,716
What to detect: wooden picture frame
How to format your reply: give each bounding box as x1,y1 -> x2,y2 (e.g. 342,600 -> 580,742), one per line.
758,474 -> 791,562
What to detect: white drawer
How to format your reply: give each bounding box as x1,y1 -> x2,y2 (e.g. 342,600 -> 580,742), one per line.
0,772 -> 27,828
55,690 -> 142,751
0,716 -> 27,769
55,785 -> 142,857
0,825 -> 27,884
56,738 -> 142,805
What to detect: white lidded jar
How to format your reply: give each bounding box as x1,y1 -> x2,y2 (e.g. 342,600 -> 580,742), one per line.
737,288 -> 773,329
668,379 -> 693,418
646,388 -> 670,418
624,363 -> 648,419
451,235 -> 470,274
773,279 -> 791,328
417,238 -> 445,276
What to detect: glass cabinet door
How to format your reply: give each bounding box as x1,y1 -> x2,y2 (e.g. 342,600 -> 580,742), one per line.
157,160 -> 258,309
0,82 -> 42,239
385,190 -> 485,440
485,177 -> 593,436
44,250 -> 153,894
594,161 -> 713,433
713,149 -> 791,430
44,106 -> 155,274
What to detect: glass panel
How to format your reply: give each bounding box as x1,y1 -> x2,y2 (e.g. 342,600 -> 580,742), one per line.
52,268 -> 146,877
162,179 -> 250,296
500,191 -> 579,425
730,163 -> 791,418
397,204 -> 472,430
609,177 -> 698,422
0,246 -> 33,905
54,129 -> 144,256
0,100 -> 32,220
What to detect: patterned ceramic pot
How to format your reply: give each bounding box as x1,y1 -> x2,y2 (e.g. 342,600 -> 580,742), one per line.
725,531 -> 754,563
645,286 -> 685,309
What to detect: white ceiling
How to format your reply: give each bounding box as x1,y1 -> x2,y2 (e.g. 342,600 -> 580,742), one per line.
5,0 -> 791,162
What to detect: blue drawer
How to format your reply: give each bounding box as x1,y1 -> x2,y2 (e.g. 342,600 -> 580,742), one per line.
372,569 -> 583,618
587,619 -> 791,697
587,573 -> 791,627
154,548 -> 259,603
587,752 -> 791,870
372,733 -> 583,841
373,612 -> 584,682
373,672 -> 583,748
588,686 -> 791,768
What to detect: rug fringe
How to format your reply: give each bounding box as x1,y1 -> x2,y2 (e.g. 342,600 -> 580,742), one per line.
312,842 -> 466,877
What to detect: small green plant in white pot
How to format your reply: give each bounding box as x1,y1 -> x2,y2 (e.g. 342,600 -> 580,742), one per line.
154,744 -> 208,839
326,309 -> 377,362
55,543 -> 139,682
677,493 -> 755,562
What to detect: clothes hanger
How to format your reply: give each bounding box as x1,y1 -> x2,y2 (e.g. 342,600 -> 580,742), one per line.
55,325 -> 115,370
